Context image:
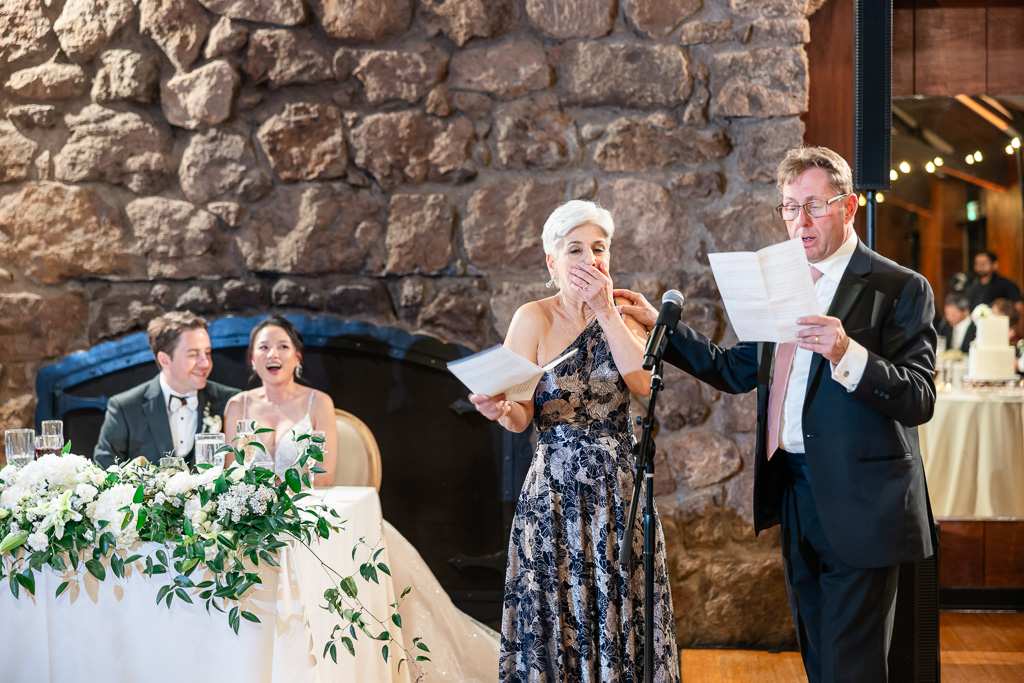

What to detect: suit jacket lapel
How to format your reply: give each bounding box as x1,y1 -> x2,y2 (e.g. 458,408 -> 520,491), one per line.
142,376 -> 174,459
806,241 -> 872,393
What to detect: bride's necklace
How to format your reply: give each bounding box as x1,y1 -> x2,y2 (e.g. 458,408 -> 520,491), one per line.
263,384 -> 301,407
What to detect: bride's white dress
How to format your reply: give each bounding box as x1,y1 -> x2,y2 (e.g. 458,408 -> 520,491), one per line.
252,393 -> 500,682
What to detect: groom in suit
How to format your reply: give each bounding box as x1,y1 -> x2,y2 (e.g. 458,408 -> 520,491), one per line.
94,311 -> 237,469
617,146 -> 936,682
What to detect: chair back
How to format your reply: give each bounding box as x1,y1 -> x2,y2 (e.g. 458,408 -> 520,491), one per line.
333,408 -> 382,491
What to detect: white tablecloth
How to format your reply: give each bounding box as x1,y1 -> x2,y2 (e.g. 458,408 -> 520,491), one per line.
921,391 -> 1024,517
0,486 -> 409,683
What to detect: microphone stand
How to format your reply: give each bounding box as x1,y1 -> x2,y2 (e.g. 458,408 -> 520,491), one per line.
620,359 -> 663,683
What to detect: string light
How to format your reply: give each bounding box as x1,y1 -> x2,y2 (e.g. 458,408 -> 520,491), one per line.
876,193 -> 885,203
926,161 -> 936,173
1013,137 -> 1021,149
974,151 -> 983,162
1008,145 -> 1015,155
890,169 -> 898,181
899,161 -> 911,173
934,157 -> 944,166
858,194 -> 867,207
966,154 -> 975,165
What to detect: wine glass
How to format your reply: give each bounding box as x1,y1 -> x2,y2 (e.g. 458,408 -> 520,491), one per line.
34,434 -> 62,459
5,429 -> 35,470
41,420 -> 64,449
195,433 -> 226,468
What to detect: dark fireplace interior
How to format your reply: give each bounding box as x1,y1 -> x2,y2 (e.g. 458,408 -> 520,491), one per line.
35,315 -> 532,625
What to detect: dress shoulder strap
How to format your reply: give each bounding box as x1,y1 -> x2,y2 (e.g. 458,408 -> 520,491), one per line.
306,389 -> 316,413
242,390 -> 248,419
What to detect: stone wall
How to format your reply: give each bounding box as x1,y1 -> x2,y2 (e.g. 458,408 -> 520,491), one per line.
0,0 -> 811,648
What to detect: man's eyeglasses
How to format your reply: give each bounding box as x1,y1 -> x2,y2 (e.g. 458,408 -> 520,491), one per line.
775,193 -> 850,221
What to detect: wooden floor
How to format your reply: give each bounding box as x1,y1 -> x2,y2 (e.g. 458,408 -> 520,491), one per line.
679,611 -> 1024,682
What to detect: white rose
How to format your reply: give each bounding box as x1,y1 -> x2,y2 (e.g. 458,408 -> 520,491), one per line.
27,530 -> 49,552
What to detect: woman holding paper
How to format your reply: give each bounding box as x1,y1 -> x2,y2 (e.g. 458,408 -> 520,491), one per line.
469,200 -> 680,682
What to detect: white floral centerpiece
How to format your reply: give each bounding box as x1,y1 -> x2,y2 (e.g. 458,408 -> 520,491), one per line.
0,439 -> 429,670
971,303 -> 993,321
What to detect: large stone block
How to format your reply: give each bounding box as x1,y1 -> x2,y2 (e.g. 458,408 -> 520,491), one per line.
0,394 -> 36,434
489,281 -> 551,338
525,0 -> 615,39
417,283 -> 488,345
92,49 -> 160,103
270,278 -> 323,310
594,115 -> 730,172
353,43 -> 448,105
679,20 -> 736,45
140,0 -> 213,72
449,40 -> 552,100
54,105 -> 173,193
54,0 -> 136,64
326,283 -> 393,318
419,0 -> 510,47
493,100 -> 580,170
0,122 -> 38,182
710,47 -> 807,118
204,17 -> 249,59
179,127 -> 256,203
0,291 -> 88,362
198,0 -> 307,25
658,365 -> 709,430
623,0 -> 702,39
5,64 -> 88,101
126,197 -> 234,279
240,184 -> 380,274
7,105 -> 59,129
735,117 -> 804,183
0,182 -> 129,284
88,292 -> 162,342
561,43 -> 691,109
246,28 -> 334,85
0,0 -> 56,70
385,194 -> 455,275
593,178 -> 686,273
663,428 -> 741,488
702,191 -> 788,253
310,0 -> 413,43
257,102 -> 347,181
350,111 -> 473,190
161,60 -> 240,129
462,179 -> 565,271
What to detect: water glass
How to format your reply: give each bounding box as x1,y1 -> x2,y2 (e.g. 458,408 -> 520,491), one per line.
5,429 -> 35,469
41,420 -> 64,448
159,456 -> 186,471
34,434 -> 62,459
195,432 -> 226,468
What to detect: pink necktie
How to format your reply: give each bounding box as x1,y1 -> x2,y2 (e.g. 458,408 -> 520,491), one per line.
767,266 -> 822,460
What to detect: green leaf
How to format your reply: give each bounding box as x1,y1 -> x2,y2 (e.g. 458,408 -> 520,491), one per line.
135,508 -> 148,531
377,562 -> 391,577
416,640 -> 431,652
340,576 -> 358,598
61,440 -> 72,455
341,637 -> 354,657
133,484 -> 144,504
241,610 -> 260,624
156,585 -> 173,605
391,613 -> 402,629
414,656 -> 431,662
85,559 -> 106,581
359,562 -> 379,585
55,581 -> 70,597
382,644 -> 389,662
16,570 -> 35,596
284,467 -> 301,494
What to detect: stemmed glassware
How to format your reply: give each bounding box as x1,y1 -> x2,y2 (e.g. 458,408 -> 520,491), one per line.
5,429 -> 35,469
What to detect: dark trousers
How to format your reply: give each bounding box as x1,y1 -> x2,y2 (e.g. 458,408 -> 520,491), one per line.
781,451 -> 900,683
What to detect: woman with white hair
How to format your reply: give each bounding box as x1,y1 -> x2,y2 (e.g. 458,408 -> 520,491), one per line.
470,200 -> 680,682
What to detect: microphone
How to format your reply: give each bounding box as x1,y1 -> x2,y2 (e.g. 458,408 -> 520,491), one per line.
642,290 -> 685,370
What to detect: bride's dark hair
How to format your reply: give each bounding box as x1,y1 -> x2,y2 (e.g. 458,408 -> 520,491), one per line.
247,315 -> 306,382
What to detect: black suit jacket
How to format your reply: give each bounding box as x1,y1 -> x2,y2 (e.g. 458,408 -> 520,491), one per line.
93,375 -> 238,469
935,318 -> 976,353
663,242 -> 936,569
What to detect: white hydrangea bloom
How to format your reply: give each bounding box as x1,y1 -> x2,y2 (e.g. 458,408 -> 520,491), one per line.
27,530 -> 49,552
87,483 -> 142,547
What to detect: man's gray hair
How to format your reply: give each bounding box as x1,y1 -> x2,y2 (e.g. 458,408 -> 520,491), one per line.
541,200 -> 615,255
777,146 -> 854,196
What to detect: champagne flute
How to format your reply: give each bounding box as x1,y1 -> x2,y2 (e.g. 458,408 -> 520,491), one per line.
236,419 -> 258,467
5,429 -> 35,470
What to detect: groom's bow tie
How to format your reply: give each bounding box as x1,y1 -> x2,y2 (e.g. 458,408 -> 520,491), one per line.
168,394 -> 199,412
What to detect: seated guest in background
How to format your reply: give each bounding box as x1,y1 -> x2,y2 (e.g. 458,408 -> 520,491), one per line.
936,292 -> 975,353
470,200 -> 679,682
225,315 -> 500,681
94,312 -> 238,469
965,250 -> 1022,310
223,315 -> 337,485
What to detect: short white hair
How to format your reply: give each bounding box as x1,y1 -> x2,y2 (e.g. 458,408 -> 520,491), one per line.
541,200 -> 615,255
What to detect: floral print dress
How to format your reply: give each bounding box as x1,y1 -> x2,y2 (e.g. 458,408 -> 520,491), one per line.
499,319 -> 680,682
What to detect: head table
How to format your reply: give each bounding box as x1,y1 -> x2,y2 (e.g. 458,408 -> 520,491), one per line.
920,388 -> 1024,517
0,487 -> 410,683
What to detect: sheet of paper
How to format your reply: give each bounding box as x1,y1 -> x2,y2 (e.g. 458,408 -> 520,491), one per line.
708,238 -> 821,343
447,347 -> 577,402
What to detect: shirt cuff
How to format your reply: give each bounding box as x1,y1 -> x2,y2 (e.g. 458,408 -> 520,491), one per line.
831,339 -> 868,391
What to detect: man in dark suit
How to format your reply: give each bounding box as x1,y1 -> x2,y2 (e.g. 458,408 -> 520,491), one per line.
94,311 -> 238,469
617,146 -> 936,682
964,250 -> 1022,311
935,292 -> 975,353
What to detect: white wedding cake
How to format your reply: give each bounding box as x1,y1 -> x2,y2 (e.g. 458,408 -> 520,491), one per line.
967,315 -> 1016,380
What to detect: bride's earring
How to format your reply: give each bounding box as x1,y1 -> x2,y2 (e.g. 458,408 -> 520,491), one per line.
295,362 -> 303,379
545,276 -> 555,289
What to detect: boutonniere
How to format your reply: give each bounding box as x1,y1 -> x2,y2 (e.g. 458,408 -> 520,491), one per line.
202,404 -> 223,433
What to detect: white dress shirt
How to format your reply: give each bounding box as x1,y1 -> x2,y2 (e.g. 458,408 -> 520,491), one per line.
780,232 -> 869,454
951,315 -> 972,352
159,374 -> 199,458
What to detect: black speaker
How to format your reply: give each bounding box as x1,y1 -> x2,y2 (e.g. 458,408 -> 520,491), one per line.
888,523 -> 941,682
854,0 -> 893,191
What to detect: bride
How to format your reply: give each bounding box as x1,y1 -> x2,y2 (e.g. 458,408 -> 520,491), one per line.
223,315 -> 499,681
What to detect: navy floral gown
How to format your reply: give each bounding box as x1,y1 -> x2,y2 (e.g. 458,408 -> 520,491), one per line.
499,320 -> 680,682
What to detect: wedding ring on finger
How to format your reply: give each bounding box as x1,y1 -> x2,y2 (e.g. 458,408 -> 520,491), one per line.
584,284 -> 589,291
815,335 -> 819,344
